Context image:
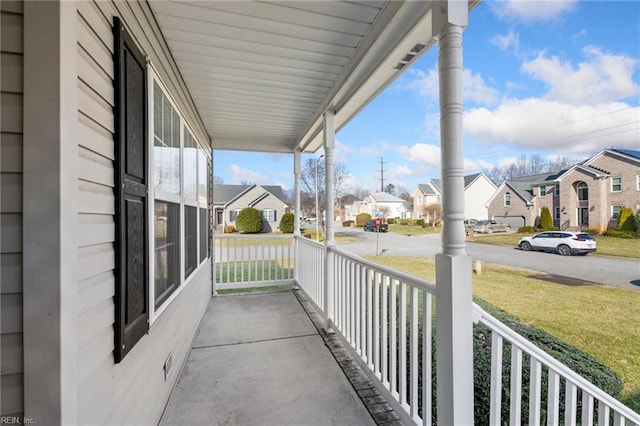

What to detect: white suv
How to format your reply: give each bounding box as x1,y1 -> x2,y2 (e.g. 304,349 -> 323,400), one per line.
518,231 -> 596,256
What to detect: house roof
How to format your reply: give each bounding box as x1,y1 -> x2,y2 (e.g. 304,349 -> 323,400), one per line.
147,1 -> 480,154
213,184 -> 286,206
417,184 -> 436,196
368,192 -> 405,203
611,148 -> 640,160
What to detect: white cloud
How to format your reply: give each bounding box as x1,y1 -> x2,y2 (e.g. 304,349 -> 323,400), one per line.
464,158 -> 494,172
404,68 -> 499,107
522,46 -> 640,104
490,0 -> 577,22
397,143 -> 442,166
465,99 -> 640,155
228,164 -> 264,184
490,30 -> 520,52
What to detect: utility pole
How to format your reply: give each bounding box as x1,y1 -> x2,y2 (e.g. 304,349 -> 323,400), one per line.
378,157 -> 386,192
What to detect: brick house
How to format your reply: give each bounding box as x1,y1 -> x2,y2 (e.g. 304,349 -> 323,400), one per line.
486,149 -> 640,232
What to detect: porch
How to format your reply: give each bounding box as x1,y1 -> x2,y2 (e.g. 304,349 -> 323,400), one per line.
163,235 -> 640,426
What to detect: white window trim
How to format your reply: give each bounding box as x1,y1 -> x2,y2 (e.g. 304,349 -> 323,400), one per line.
611,177 -> 622,192
504,192 -> 511,206
636,175 -> 640,191
540,185 -> 547,196
554,184 -> 560,196
148,65 -> 211,324
611,205 -> 622,221
554,207 -> 560,220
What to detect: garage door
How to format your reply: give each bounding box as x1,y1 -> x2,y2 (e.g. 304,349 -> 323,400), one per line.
494,215 -> 525,229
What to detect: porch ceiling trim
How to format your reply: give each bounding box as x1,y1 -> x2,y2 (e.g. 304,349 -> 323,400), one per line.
149,1 -> 478,154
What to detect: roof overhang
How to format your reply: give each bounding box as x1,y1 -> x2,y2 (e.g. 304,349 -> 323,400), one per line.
149,1 -> 478,154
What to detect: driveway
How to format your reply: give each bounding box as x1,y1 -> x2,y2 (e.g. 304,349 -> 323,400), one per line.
337,227 -> 640,291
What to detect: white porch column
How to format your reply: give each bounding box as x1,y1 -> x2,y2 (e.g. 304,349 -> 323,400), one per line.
433,1 -> 474,425
212,148 -> 217,296
294,150 -> 301,236
323,111 -> 336,332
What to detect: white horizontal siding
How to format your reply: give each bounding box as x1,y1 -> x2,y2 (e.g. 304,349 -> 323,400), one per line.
73,1 -> 211,424
0,3 -> 23,418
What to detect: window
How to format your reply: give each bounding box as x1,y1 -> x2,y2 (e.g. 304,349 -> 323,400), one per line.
612,205 -> 622,221
262,209 -> 276,222
636,175 -> 640,191
554,207 -> 560,220
539,186 -> 547,196
230,209 -> 241,222
554,183 -> 560,196
504,192 -> 511,206
184,129 -> 198,278
611,177 -> 622,192
199,151 -> 210,263
153,82 -> 182,307
417,195 -> 423,206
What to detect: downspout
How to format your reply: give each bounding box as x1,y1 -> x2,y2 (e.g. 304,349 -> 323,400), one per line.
432,1 -> 474,425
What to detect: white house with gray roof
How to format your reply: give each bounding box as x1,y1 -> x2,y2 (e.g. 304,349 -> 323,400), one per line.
213,184 -> 289,232
349,192 -> 410,220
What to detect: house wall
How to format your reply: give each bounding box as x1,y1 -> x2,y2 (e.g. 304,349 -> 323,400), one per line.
487,186 -> 535,226
1,0 -> 24,418
557,169 -> 603,230
589,153 -> 640,227
13,1 -> 212,424
463,177 -> 495,220
225,187 -> 285,231
412,188 -> 425,218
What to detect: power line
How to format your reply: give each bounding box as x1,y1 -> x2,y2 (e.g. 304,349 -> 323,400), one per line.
378,157 -> 386,192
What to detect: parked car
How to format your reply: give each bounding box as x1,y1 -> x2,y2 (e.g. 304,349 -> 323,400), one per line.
363,220 -> 388,232
472,219 -> 511,234
463,219 -> 477,229
518,231 -> 596,256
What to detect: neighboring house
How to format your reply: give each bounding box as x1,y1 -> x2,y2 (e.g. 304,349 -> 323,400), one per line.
213,184 -> 289,232
486,149 -> 640,232
357,192 -> 410,219
413,173 -> 496,221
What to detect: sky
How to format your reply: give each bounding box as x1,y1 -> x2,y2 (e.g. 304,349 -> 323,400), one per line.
213,0 -> 640,195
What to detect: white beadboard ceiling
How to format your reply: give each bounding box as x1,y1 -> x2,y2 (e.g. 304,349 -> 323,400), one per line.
149,1 -> 475,153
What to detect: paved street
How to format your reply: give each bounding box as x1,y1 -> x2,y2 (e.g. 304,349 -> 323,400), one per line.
337,227 -> 640,291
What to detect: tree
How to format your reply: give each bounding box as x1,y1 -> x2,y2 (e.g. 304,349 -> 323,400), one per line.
356,212 -> 371,227
300,158 -> 351,216
396,184 -> 411,202
384,183 -> 396,195
617,206 -> 636,232
214,175 -> 224,184
235,207 -> 263,233
483,153 -> 582,186
278,212 -> 295,234
539,206 -> 553,229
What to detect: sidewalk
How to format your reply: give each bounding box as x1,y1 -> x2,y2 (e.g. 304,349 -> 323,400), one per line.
160,291 -> 375,426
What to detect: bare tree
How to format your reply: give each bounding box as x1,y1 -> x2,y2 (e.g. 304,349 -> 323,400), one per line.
214,175 -> 224,184
483,153 -> 581,185
384,183 -> 396,195
300,159 -> 351,215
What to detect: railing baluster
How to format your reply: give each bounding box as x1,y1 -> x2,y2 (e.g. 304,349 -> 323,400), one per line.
366,268 -> 373,369
410,286 -> 418,420
390,278 -> 397,397
423,291 -> 432,426
373,273 -> 381,377
548,370 -> 560,426
490,333 -> 503,426
510,345 -> 522,426
566,381 -> 578,426
582,391 -> 595,426
359,264 -> 366,359
381,276 -> 388,386
598,401 -> 610,426
529,358 -> 542,426
399,282 -> 407,407
354,261 -> 360,353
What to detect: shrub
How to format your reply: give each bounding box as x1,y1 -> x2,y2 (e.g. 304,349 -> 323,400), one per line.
517,226 -> 536,234
431,219 -> 442,227
342,220 -> 354,227
356,213 -> 371,227
584,228 -> 599,236
539,206 -> 553,229
278,212 -> 295,234
603,230 -> 638,239
617,206 -> 636,232
399,219 -> 409,226
387,218 -> 395,225
224,225 -> 236,233
235,207 -> 263,233
416,219 -> 425,226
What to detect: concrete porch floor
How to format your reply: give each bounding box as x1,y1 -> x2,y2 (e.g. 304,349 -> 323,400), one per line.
159,290 -> 377,426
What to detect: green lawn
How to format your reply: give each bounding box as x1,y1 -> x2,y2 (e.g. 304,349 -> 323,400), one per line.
365,255 -> 640,412
387,223 -> 442,236
472,233 -> 640,259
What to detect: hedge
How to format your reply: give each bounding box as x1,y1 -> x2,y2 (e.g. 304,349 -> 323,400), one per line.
278,212 -> 294,234
235,207 -> 263,233
617,206 -> 636,232
603,230 -> 638,239
356,213 -> 371,227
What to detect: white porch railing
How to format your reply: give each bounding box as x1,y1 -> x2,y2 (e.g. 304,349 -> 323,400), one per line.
214,235 -> 639,425
214,235 -> 294,290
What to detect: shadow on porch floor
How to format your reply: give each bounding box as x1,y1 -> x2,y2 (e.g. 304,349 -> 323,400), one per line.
159,290 -> 376,426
